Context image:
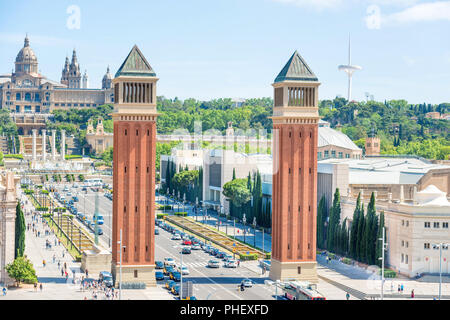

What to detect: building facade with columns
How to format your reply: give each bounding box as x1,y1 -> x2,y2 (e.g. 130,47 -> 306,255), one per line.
0,36 -> 114,135
0,171 -> 19,286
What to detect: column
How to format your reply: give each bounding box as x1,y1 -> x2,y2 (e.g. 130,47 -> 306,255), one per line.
60,130 -> 66,161
42,130 -> 46,161
52,130 -> 56,161
32,129 -> 37,161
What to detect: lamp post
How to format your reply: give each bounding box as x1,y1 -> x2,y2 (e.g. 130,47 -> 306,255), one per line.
195,197 -> 198,222
243,213 -> 247,244
253,216 -> 257,248
378,226 -> 387,300
117,229 -> 126,300
432,242 -> 450,300
183,193 -> 186,213
225,210 -> 230,236
173,245 -> 184,300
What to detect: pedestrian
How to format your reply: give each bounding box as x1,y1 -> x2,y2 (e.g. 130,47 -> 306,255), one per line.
411,289 -> 414,299
34,283 -> 37,292
2,287 -> 6,296
346,292 -> 350,300
39,283 -> 43,292
401,284 -> 404,293
398,284 -> 401,293
85,269 -> 89,277
237,260 -> 240,267
57,261 -> 60,268
52,254 -> 56,263
42,259 -> 46,267
61,268 -> 64,277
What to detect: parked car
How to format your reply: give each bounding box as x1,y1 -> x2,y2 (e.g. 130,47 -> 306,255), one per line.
216,252 -> 225,259
181,246 -> 191,254
155,271 -> 165,281
97,228 -> 103,235
163,266 -> 174,276
223,254 -> 233,261
172,284 -> 180,296
208,260 -> 220,268
182,240 -> 192,246
172,234 -> 181,240
164,257 -> 176,267
155,228 -> 160,235
191,244 -> 201,250
155,261 -> 164,269
165,280 -> 175,290
178,266 -> 190,275
172,272 -> 181,282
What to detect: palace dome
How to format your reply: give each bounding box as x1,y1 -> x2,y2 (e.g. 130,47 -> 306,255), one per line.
15,36 -> 37,64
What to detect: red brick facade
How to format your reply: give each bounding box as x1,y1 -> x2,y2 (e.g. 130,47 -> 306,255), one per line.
112,120 -> 156,266
272,123 -> 318,263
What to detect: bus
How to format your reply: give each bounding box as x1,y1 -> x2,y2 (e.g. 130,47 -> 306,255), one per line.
282,281 -> 326,300
84,178 -> 103,187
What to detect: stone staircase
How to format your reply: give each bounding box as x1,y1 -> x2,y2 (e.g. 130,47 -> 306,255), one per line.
0,136 -> 9,154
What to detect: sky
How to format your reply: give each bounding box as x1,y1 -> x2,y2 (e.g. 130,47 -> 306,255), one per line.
0,0 -> 449,104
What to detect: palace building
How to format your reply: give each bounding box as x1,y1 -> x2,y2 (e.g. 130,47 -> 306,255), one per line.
0,36 -> 114,135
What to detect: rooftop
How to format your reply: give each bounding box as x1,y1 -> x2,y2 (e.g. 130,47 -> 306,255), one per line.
274,50 -> 318,83
115,45 -> 156,78
318,127 -> 361,151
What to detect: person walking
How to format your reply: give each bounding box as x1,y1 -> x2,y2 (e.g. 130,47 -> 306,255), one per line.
411,289 -> 415,299
346,292 -> 350,300
2,287 -> 6,296
398,284 -> 401,294
401,283 -> 404,293
39,283 -> 43,292
34,283 -> 37,292
42,260 -> 46,267
85,269 -> 89,278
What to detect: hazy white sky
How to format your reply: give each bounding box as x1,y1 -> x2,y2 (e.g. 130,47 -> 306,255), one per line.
1,0 -> 449,104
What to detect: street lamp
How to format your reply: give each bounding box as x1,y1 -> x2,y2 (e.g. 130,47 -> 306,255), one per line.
432,242 -> 450,300
243,213 -> 247,244
183,193 -> 186,213
117,229 -> 126,300
225,209 -> 230,236
173,245 -> 185,300
252,216 -> 257,248
378,226 -> 387,300
195,197 -> 199,222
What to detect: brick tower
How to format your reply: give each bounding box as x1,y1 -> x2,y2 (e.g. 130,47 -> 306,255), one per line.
269,51 -> 320,282
111,45 -> 158,286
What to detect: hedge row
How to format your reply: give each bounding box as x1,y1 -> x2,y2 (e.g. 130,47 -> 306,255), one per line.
379,269 -> 397,278
174,212 -> 188,217
4,154 -> 23,159
239,253 -> 259,261
156,213 -> 168,219
65,155 -> 82,160
36,207 -> 49,212
158,205 -> 172,210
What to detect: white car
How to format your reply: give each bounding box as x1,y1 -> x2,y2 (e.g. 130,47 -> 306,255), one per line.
178,266 -> 190,275
191,244 -> 201,250
225,260 -> 238,268
172,234 -> 181,240
164,258 -> 176,267
241,279 -> 253,287
208,260 -> 220,268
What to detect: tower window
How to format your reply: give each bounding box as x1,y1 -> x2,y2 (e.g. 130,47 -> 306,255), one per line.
125,129 -> 127,136
309,168 -> 311,174
124,206 -> 126,212
134,270 -> 138,278
136,129 -> 139,136
147,129 -> 150,136
310,132 -> 312,138
135,206 -> 138,212
299,132 -> 302,138
289,132 -> 291,138
297,267 -> 301,274
147,167 -> 149,173
124,166 -> 127,173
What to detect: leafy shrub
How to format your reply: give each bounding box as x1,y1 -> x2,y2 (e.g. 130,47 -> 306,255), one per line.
342,257 -> 353,265
36,207 -> 49,212
4,154 -> 23,160
379,269 -> 397,278
265,252 -> 271,259
156,213 -> 168,219
174,212 -> 188,217
65,155 -> 82,160
158,205 -> 172,210
239,253 -> 258,261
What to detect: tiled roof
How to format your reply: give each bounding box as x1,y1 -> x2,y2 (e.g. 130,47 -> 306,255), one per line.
115,45 -> 156,78
274,50 -> 318,83
318,127 -> 361,151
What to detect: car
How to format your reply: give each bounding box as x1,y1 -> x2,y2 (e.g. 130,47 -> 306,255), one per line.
171,234 -> 181,240
72,196 -> 78,202
182,240 -> 192,246
97,228 -> 103,235
155,271 -> 165,281
164,257 -> 176,266
172,284 -> 180,296
163,266 -> 174,276
155,261 -> 164,269
178,266 -> 189,275
208,260 -> 220,268
172,272 -> 181,282
155,228 -> 160,235
191,244 -> 201,250
82,187 -> 87,191
66,192 -> 72,197
225,260 -> 238,268
223,254 -> 233,261
216,252 -> 225,259
241,279 -> 253,287
165,280 -> 175,290
63,186 -> 69,192
181,246 -> 191,254
68,199 -> 74,205
210,248 -> 219,256
99,271 -> 114,287
73,184 -> 78,188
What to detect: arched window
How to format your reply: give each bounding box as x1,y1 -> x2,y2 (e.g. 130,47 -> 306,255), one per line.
16,93 -> 21,101
25,93 -> 31,102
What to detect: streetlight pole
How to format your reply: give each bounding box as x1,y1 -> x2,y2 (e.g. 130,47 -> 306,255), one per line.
378,226 -> 386,300
243,213 -> 247,244
432,242 -> 449,300
118,229 -> 126,300
253,217 -> 257,248
195,197 -> 198,222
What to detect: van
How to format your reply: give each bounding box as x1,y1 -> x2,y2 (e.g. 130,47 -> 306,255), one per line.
99,271 -> 113,287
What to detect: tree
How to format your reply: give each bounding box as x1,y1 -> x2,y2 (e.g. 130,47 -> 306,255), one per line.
327,188 -> 341,252
349,193 -> 362,259
364,192 -> 379,265
6,256 -> 37,286
317,196 -> 327,249
222,179 -> 251,208
15,201 -> 25,258
356,204 -> 366,262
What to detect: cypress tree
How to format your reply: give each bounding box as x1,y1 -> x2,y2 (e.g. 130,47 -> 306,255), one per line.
350,193 -> 361,259
365,192 -> 377,265
317,196 -> 326,249
15,201 -> 25,258
356,203 -> 366,262
327,188 -> 341,252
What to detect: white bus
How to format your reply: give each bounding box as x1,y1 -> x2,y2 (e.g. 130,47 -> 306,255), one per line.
282,281 -> 326,300
85,178 -> 103,187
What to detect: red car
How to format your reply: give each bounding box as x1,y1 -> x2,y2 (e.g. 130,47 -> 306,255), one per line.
182,240 -> 192,245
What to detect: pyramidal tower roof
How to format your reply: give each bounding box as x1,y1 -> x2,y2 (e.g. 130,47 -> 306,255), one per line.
115,45 -> 156,78
274,50 -> 318,83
